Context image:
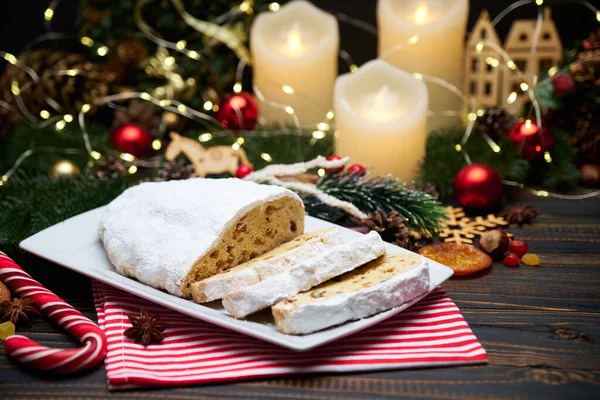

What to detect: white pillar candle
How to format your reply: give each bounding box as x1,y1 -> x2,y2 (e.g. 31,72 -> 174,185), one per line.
251,0 -> 339,126
378,0 -> 468,131
334,60 -> 428,181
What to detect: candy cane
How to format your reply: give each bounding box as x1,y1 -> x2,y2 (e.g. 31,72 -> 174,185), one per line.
0,252 -> 107,374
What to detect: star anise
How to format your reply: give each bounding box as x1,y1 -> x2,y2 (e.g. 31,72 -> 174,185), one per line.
500,204 -> 540,226
0,297 -> 41,326
363,211 -> 409,244
124,309 -> 169,346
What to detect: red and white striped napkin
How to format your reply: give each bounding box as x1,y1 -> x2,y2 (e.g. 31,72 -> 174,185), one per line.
93,282 -> 487,390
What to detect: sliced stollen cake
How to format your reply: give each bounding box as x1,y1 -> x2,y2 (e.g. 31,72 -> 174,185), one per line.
192,227 -> 343,303
99,178 -> 305,298
222,231 -> 386,318
272,253 -> 430,335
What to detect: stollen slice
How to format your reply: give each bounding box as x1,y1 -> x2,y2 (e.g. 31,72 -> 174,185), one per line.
272,253 -> 430,334
191,228 -> 343,303
222,231 -> 386,319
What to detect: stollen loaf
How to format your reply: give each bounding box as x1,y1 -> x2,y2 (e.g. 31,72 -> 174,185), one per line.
272,253 -> 430,334
191,227 -> 343,303
99,178 -> 305,298
222,231 -> 386,318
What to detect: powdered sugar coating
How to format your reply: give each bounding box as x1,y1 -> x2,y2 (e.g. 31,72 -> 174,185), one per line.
273,256 -> 430,334
192,228 -> 343,303
99,178 -> 303,296
222,231 -> 386,318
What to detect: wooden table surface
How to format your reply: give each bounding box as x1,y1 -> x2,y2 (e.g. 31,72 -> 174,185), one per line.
1,196 -> 599,399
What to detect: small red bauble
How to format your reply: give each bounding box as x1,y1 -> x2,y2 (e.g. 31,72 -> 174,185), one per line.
503,253 -> 521,267
326,155 -> 344,173
217,91 -> 258,130
235,164 -> 253,179
508,119 -> 555,161
110,124 -> 153,158
453,163 -> 503,208
347,164 -> 365,176
551,74 -> 575,97
508,240 -> 528,258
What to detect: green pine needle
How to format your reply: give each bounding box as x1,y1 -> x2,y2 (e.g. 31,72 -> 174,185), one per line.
0,173 -> 131,255
306,171 -> 447,235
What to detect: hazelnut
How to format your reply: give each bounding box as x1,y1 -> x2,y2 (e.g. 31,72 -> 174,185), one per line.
479,229 -> 510,260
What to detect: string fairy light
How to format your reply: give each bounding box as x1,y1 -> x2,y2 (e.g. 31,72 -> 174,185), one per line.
1,0 -> 597,203
371,1 -> 599,199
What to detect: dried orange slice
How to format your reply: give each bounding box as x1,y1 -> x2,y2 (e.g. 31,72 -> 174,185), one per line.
419,243 -> 492,276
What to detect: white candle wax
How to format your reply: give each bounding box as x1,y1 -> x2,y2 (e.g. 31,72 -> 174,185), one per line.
251,0 -> 339,126
378,0 -> 468,131
334,60 -> 428,181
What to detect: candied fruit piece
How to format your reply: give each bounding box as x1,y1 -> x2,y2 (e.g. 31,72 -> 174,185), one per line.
0,321 -> 15,340
508,240 -> 528,258
503,253 -> 520,267
419,243 -> 492,276
522,253 -> 541,266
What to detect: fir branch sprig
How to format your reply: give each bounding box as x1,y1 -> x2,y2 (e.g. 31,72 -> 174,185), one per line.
418,127 -> 580,199
0,173 -> 131,255
306,171 -> 447,235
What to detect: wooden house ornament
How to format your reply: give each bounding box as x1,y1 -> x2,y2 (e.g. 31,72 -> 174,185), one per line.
464,7 -> 563,112
464,10 -> 503,109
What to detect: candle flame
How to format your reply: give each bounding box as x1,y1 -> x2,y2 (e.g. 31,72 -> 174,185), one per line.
414,3 -> 429,25
525,119 -> 532,130
287,21 -> 303,53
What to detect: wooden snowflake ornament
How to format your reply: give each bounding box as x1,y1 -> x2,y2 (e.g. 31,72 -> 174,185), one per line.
439,206 -> 510,244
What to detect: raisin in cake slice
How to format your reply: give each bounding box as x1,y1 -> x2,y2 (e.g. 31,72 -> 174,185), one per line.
191,227 -> 343,303
222,231 -> 386,318
99,178 -> 305,298
272,253 -> 430,335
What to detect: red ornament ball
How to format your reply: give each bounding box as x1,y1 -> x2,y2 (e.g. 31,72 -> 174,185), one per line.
217,91 -> 258,131
235,164 -> 253,179
110,124 -> 153,158
551,74 -> 575,97
326,155 -> 344,174
347,164 -> 366,176
453,163 -> 503,209
508,119 -> 555,161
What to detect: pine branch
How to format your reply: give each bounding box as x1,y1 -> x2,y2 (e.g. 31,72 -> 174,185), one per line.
309,171 -> 447,235
419,127 -> 529,199
0,173 -> 131,256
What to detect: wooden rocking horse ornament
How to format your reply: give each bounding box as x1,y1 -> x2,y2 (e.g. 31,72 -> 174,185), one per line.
165,132 -> 253,177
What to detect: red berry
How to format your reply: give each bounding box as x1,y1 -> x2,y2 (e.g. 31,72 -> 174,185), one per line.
503,253 -> 520,267
235,164 -> 253,179
326,155 -> 344,174
347,164 -> 366,177
508,240 -> 528,257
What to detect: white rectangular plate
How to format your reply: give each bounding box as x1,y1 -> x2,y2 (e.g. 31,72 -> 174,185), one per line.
21,207 -> 453,351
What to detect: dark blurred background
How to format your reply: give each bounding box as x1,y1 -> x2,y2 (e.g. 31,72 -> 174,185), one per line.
1,0 -> 598,71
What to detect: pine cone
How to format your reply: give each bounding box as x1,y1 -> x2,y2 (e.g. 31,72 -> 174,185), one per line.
158,160 -> 196,181
572,28 -> 600,87
394,236 -> 423,253
409,181 -> 439,200
117,39 -> 148,66
89,155 -> 128,180
114,100 -> 161,137
363,211 -> 409,244
0,49 -> 110,138
473,107 -> 517,141
573,110 -> 600,164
